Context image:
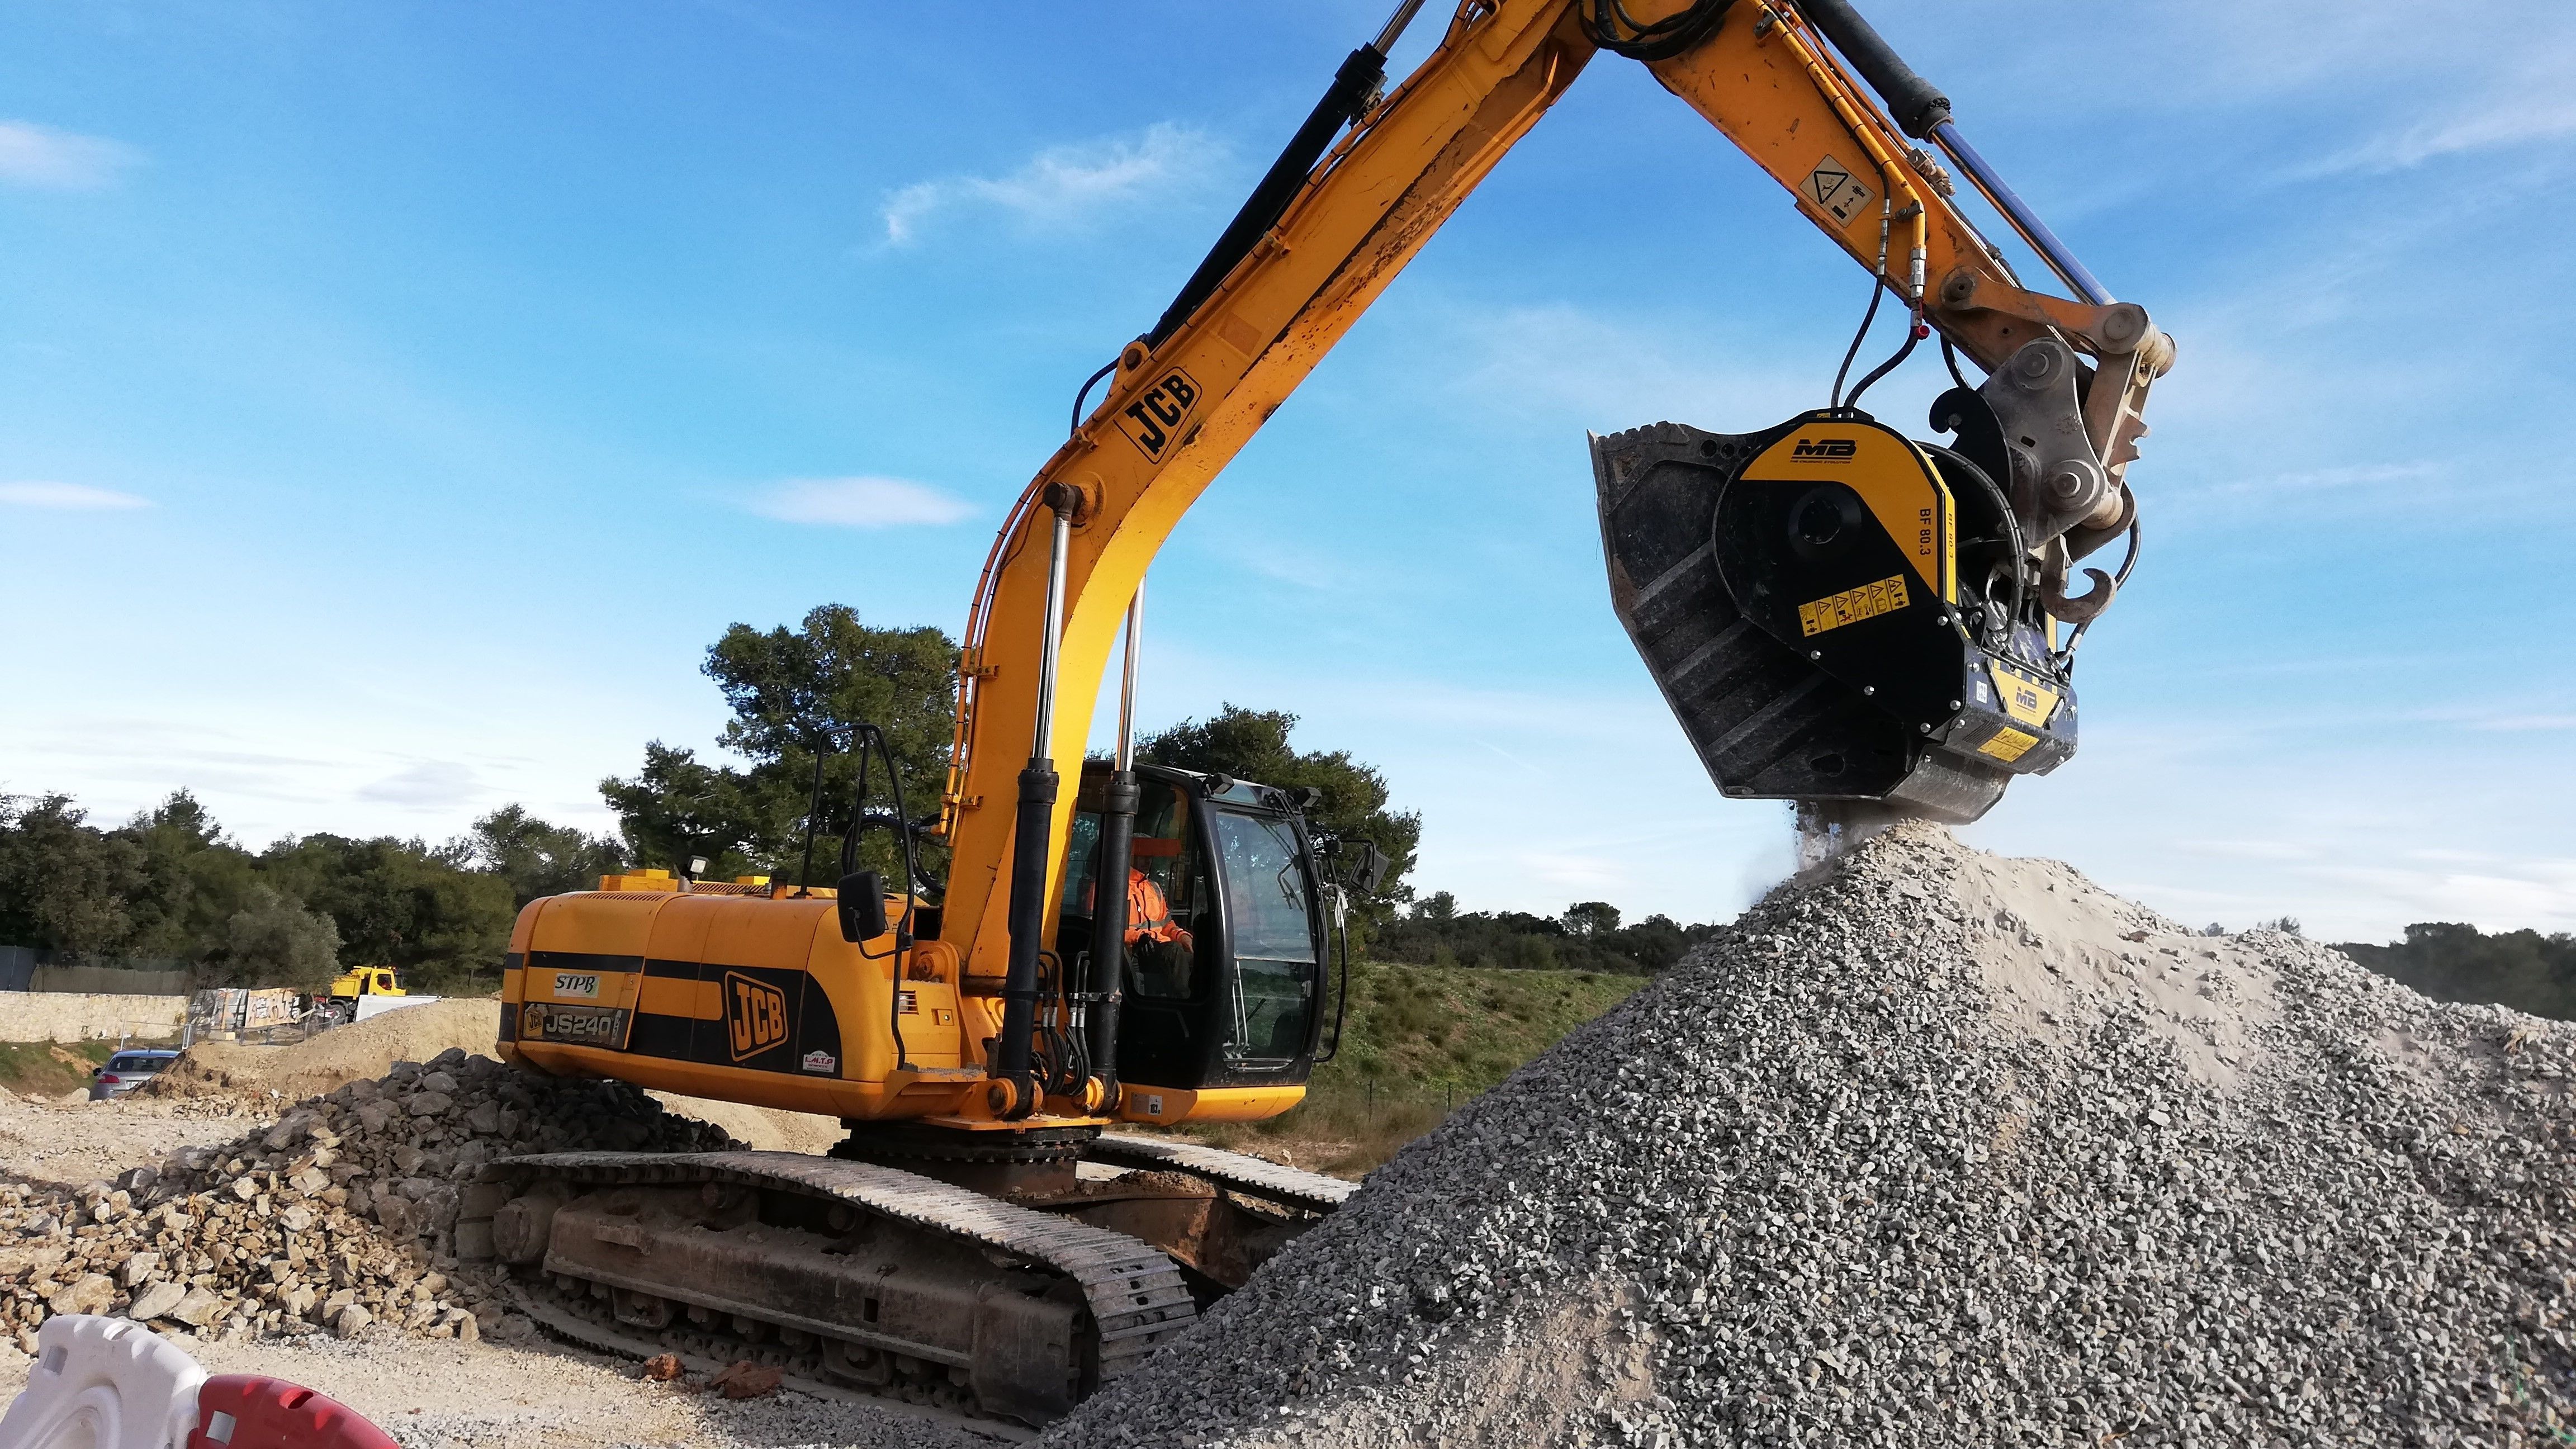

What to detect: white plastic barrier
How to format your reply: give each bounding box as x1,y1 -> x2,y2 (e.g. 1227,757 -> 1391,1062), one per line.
351,995 -> 438,1024
0,1315 -> 203,1449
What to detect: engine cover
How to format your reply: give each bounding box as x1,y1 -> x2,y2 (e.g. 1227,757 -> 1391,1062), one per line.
1589,409 -> 2078,825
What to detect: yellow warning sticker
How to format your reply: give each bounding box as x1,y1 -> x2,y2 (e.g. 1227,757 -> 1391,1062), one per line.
1978,727 -> 2039,763
1798,574 -> 1911,637
1802,154 -> 1877,226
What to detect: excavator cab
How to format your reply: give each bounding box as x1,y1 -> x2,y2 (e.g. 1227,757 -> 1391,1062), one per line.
1058,763 -> 1329,1092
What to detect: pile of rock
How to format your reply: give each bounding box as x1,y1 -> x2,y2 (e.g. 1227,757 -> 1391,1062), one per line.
0,1048 -> 736,1349
1044,823 -> 2576,1448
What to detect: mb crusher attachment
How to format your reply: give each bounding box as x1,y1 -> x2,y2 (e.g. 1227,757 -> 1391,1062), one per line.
1592,397 -> 2092,825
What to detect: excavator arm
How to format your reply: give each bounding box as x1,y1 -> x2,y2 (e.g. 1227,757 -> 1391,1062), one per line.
929,0 -> 2171,1100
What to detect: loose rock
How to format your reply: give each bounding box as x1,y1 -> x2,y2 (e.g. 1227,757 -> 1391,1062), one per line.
1044,822 -> 2576,1448
0,1046 -> 734,1351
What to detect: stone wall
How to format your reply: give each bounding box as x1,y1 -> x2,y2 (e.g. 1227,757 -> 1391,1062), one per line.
0,991 -> 187,1043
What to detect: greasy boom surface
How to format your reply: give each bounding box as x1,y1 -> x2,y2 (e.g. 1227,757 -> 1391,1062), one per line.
1043,823 -> 2574,1447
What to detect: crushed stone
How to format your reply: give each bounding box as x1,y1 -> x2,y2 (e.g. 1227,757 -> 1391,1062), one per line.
1042,821 -> 2574,1447
0,1049 -> 735,1353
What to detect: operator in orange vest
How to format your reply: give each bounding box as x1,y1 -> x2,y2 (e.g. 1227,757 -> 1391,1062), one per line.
1080,863 -> 1193,949
1122,868 -> 1192,950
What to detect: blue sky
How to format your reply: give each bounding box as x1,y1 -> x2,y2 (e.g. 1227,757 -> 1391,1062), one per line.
4,1 -> 2571,943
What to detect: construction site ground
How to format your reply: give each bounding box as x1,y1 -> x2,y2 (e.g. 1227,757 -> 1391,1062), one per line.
2,831 -> 2566,1446
0,984 -> 1557,1446
0,1315 -> 994,1449
0,1008 -> 994,1448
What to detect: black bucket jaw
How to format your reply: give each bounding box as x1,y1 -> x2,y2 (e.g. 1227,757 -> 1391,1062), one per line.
1590,410 -> 2078,826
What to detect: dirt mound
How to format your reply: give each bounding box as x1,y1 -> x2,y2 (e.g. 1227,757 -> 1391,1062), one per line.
144,1000 -> 499,1101
138,1002 -> 842,1153
0,1048 -> 736,1351
647,1092 -> 846,1154
1043,822 -> 2574,1447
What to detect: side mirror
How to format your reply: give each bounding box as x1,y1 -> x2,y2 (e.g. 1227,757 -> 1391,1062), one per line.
836,872 -> 889,943
1351,842 -> 1391,895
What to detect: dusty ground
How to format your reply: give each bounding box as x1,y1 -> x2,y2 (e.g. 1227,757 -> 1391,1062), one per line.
0,1328 -> 1001,1448
0,1091 -> 267,1190
0,1036 -> 965,1447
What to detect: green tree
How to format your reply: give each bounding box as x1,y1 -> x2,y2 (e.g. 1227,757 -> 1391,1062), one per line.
1562,901 -> 1621,937
463,804 -> 627,907
1135,704 -> 1422,926
0,794 -> 148,958
118,792 -> 261,961
224,886 -> 341,990
261,834 -> 515,991
2340,922 -> 2576,1021
602,605 -> 959,887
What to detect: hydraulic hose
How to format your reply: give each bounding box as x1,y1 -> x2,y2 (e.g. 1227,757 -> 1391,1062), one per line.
993,487 -> 1077,1113
1791,0 -> 1949,138
1081,588 -> 1147,1108
1145,46 -> 1388,349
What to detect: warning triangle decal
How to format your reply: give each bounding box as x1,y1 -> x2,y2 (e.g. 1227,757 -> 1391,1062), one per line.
1810,166 -> 1849,203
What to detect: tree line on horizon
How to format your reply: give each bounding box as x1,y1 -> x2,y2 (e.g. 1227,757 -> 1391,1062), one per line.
0,604 -> 1423,991
5,602 -> 2564,1010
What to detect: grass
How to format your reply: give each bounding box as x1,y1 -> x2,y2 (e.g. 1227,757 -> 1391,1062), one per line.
0,1040 -> 117,1097
1182,959 -> 1645,1178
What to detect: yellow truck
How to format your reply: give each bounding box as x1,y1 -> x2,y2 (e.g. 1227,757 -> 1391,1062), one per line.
316,967 -> 405,1024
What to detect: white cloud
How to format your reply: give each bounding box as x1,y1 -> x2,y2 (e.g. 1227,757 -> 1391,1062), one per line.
1443,304 -> 1820,429
2470,713 -> 2576,733
2171,461 -> 2439,503
357,761 -> 482,809
0,481 -> 150,510
746,476 -> 974,528
0,120 -> 139,190
2309,44 -> 2576,174
878,122 -> 1218,246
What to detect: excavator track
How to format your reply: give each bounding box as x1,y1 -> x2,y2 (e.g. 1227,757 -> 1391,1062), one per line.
1085,1134 -> 1354,1214
505,1285 -> 1038,1441
466,1149 -> 1201,1424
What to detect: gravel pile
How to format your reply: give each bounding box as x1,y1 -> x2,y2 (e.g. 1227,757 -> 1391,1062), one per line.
1045,822 -> 2575,1448
0,1048 -> 735,1351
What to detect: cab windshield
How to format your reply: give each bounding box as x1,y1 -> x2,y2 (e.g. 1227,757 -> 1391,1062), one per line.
1207,808 -> 1318,1067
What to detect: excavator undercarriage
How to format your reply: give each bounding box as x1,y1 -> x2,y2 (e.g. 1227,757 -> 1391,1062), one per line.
463,1131 -> 1350,1424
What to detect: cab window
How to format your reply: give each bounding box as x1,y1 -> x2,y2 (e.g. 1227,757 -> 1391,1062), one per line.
1062,776 -> 1208,1001
1206,808 -> 1319,1067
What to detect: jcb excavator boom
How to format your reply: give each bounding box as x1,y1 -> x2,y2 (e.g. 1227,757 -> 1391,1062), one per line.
937,0 -> 2170,1054
494,0 -> 2170,1422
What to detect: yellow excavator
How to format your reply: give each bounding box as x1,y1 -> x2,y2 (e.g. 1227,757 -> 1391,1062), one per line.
481,0 -> 2170,1422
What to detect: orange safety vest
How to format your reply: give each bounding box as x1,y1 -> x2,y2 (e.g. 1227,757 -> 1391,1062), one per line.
1125,870 -> 1185,944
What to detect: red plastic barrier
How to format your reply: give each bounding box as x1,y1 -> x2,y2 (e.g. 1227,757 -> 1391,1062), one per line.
184,1374 -> 400,1449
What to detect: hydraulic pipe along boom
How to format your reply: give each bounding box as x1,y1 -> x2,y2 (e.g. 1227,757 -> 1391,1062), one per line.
1082,585 -> 1145,1107
995,485 -> 1078,1112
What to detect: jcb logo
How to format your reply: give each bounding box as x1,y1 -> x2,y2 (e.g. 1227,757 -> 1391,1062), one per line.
1791,437 -> 1858,461
725,972 -> 789,1060
1115,368 -> 1202,460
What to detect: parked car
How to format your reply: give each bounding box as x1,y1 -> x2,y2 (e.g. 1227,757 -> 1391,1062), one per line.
89,1049 -> 179,1101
